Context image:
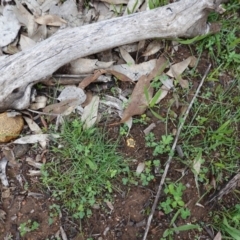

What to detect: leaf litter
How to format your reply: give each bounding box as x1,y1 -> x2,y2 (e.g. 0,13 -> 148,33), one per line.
0,0 -> 237,239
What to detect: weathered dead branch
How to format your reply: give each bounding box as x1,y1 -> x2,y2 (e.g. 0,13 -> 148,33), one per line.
0,0 -> 225,110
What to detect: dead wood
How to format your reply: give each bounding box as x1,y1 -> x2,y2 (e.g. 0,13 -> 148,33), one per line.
0,0 -> 226,111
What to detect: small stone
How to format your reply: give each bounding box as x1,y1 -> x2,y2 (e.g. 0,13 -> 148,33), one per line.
13,144 -> 29,158
0,112 -> 24,143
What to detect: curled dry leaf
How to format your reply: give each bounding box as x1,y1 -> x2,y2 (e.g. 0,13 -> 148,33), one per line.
81,95 -> 100,129
167,56 -> 196,77
13,134 -> 59,149
43,98 -> 81,116
166,56 -> 197,88
13,134 -> 49,144
119,46 -> 135,65
23,116 -> 42,134
110,59 -> 157,81
26,157 -> 42,169
79,69 -> 133,89
120,57 -> 167,123
70,58 -> 114,74
142,40 -> 163,57
79,70 -> 104,89
35,14 -> 67,26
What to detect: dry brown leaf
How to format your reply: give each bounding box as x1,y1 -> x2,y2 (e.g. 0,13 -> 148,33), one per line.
120,57 -> 167,123
119,46 -> 135,65
35,14 -> 67,26
166,56 -> 197,89
43,98 -> 80,115
167,56 -> 195,77
142,40 -> 163,57
82,91 -> 93,107
79,70 -> 104,89
171,67 -> 189,88
106,69 -> 133,82
213,232 -> 222,240
70,58 -> 114,74
110,59 -> 157,81
23,116 -> 42,134
177,76 -> 189,88
79,69 -> 133,89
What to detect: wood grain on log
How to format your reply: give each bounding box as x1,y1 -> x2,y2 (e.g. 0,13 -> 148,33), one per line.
0,0 -> 225,111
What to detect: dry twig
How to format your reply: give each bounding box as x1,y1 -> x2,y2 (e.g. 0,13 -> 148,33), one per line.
142,64 -> 212,240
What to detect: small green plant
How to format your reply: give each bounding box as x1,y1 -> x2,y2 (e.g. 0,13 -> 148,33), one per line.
148,0 -> 169,9
145,133 -> 173,156
137,160 -> 160,186
159,183 -> 190,219
48,204 -> 61,225
161,224 -> 201,240
196,1 -> 240,71
119,123 -> 129,136
210,204 -> 240,239
133,114 -> 149,125
19,220 -> 39,237
41,119 -> 129,219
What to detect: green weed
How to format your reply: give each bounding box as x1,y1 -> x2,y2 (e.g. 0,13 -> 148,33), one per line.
148,0 -> 169,9
159,183 -> 190,219
138,160 -> 160,186
41,119 -> 129,219
210,204 -> 240,239
19,220 -> 39,237
161,224 -> 201,240
196,0 -> 240,71
145,132 -> 174,156
179,83 -> 240,184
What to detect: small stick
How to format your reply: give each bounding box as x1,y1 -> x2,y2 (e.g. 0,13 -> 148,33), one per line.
142,64 -> 211,240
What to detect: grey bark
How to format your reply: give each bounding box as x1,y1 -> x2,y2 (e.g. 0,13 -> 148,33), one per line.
0,0 -> 225,111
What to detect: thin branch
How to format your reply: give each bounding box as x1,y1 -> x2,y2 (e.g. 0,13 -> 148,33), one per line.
142,64 -> 212,240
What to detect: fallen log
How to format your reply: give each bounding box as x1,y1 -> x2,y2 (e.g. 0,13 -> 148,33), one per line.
0,0 -> 226,111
